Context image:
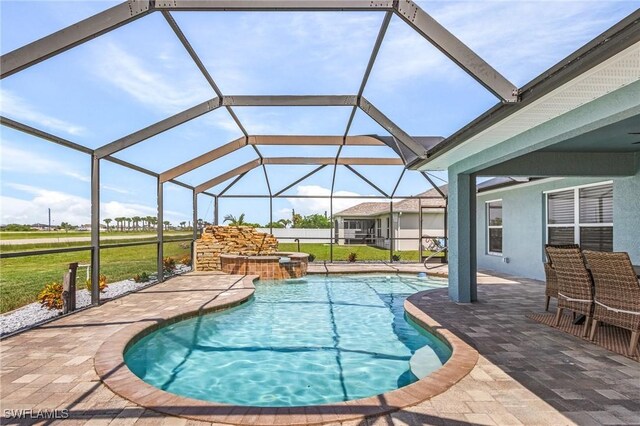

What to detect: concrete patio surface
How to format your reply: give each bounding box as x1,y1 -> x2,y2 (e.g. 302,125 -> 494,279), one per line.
1,266 -> 638,425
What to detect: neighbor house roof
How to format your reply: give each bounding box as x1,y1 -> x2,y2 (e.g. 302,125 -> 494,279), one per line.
334,186 -> 447,217
332,202 -> 392,217
335,177 -> 549,216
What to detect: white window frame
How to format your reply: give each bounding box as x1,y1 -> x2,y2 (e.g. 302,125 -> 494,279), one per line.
486,199 -> 503,256
544,181 -> 613,246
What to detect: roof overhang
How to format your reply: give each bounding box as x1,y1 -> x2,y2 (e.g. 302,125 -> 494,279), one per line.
412,10 -> 640,171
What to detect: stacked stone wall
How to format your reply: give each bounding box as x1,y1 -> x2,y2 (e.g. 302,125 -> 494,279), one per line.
195,226 -> 278,271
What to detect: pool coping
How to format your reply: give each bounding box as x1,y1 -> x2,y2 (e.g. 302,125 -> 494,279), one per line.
94,275 -> 478,425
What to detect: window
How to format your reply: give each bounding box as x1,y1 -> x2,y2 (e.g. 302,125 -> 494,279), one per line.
546,182 -> 613,251
486,200 -> 502,254
376,218 -> 381,237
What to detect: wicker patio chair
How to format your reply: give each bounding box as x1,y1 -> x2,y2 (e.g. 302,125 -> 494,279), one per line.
544,244 -> 580,311
546,247 -> 594,337
583,250 -> 640,357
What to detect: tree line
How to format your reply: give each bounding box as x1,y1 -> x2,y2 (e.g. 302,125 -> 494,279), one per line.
103,216 -> 190,232
224,213 -> 331,229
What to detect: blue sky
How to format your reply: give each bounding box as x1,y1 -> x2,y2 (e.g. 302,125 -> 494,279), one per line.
1,0 -> 637,227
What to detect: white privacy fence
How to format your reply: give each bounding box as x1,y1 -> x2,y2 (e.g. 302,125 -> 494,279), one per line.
257,228 -> 332,243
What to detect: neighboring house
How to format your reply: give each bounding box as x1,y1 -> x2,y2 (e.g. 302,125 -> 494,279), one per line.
335,175 -> 626,280
333,186 -> 447,251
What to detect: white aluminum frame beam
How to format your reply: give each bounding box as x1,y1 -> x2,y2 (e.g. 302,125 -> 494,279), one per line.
95,96 -> 370,159
261,157 -> 403,165
358,97 -> 426,159
95,97 -> 221,158
154,1 -> 394,11
195,159 -> 262,194
160,137 -> 247,183
248,135 -> 385,146
394,0 -> 518,103
2,0 -> 517,106
195,156 -> 404,193
0,0 -> 153,79
222,95 -> 357,107
159,134 -> 392,183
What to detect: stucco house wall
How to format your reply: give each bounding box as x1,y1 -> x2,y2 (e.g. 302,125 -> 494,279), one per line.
334,211 -> 445,251
475,172 -> 639,281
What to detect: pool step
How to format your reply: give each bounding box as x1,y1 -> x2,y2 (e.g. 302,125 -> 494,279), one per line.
410,346 -> 442,379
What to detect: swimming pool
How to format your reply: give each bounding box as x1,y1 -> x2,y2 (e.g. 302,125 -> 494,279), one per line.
124,274 -> 451,407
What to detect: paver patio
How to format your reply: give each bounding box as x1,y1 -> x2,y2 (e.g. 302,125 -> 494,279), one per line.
1,267 -> 638,425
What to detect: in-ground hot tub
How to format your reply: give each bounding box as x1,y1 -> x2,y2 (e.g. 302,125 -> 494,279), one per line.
220,252 -> 308,279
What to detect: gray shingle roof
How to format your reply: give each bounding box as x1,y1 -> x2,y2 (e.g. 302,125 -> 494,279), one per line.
333,185 -> 447,217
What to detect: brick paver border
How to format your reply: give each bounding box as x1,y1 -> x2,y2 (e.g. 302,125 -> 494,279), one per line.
94,273 -> 478,425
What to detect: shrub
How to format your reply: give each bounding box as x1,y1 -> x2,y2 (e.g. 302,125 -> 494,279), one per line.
347,252 -> 357,263
38,282 -> 63,310
392,254 -> 401,261
163,256 -> 177,273
85,274 -> 108,292
179,255 -> 191,266
133,272 -> 150,283
308,253 -> 316,262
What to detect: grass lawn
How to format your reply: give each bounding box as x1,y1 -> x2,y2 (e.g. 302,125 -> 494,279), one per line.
0,230 -> 191,240
0,235 -> 192,253
277,243 -> 440,262
0,241 -> 441,314
0,241 -> 191,313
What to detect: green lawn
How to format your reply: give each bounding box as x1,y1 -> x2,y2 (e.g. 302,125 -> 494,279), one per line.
0,230 -> 192,240
0,235 -> 192,253
0,241 -> 191,313
0,241 -> 440,314
278,243 -> 437,262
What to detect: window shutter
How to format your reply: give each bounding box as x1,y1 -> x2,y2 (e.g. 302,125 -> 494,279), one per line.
580,227 -> 613,251
548,190 -> 574,224
548,227 -> 575,245
579,184 -> 613,224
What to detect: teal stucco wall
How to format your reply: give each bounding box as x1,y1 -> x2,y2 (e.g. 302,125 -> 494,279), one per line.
476,173 -> 639,281
613,167 -> 640,263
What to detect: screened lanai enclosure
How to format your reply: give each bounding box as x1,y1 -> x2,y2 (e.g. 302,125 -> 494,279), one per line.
0,0 -> 526,305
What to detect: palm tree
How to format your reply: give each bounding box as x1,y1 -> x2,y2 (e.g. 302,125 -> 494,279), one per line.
104,218 -> 112,232
278,218 -> 292,228
163,220 -> 171,230
223,213 -> 246,226
132,216 -> 141,231
147,216 -> 156,231
180,221 -> 186,230
126,217 -> 132,231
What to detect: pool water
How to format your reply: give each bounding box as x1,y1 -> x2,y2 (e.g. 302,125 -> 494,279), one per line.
125,274 -> 451,407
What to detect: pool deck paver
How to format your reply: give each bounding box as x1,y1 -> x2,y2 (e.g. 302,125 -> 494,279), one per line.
1,266 -> 639,425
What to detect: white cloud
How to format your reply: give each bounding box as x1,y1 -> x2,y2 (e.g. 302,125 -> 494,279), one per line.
91,43 -> 211,114
2,184 -> 91,225
372,1 -> 634,89
0,89 -> 86,136
0,143 -> 90,182
286,185 -> 367,216
1,184 -> 187,226
101,185 -> 132,195
178,11 -> 381,95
